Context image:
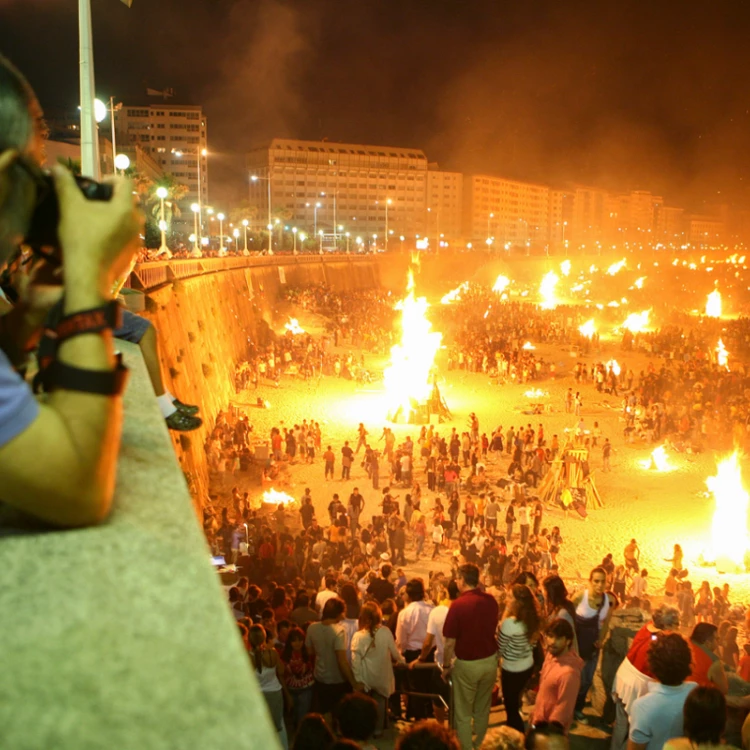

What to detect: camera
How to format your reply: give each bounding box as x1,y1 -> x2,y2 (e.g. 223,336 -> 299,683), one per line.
24,173 -> 113,261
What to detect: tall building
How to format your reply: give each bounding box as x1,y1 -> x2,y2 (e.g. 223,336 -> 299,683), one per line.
686,215 -> 725,247
114,104 -> 208,211
426,167 -> 463,243
655,205 -> 685,247
246,139 -> 428,246
464,174 -> 550,250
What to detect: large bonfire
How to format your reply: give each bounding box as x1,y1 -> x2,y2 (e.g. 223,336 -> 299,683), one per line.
383,269 -> 443,421
706,452 -> 750,573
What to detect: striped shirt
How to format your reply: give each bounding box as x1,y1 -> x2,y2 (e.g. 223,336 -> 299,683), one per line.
497,617 -> 534,672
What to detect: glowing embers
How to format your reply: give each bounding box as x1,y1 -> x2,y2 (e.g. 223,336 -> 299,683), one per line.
706,453 -> 750,573
383,269 -> 443,421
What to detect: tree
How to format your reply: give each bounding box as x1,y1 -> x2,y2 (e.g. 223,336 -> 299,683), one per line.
228,200 -> 259,228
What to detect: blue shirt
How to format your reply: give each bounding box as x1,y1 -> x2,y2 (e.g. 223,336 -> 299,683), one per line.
629,681 -> 697,749
0,348 -> 38,448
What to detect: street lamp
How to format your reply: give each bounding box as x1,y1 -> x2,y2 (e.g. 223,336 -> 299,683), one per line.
233,227 -> 240,254
487,212 -> 494,243
372,233 -> 378,252
156,186 -> 169,256
400,235 -> 405,253
345,231 -> 350,254
190,203 -> 201,255
242,219 -> 249,254
251,172 -> 273,255
217,212 -> 226,254
382,199 -> 392,251
292,226 -> 298,255
318,229 -> 324,254
114,153 -> 130,174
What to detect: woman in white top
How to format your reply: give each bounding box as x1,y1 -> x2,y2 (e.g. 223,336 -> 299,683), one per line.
351,601 -> 405,737
248,624 -> 291,749
497,583 -> 541,733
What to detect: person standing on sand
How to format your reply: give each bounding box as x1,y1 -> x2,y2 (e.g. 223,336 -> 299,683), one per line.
323,445 -> 336,480
624,539 -> 640,573
602,438 -> 612,472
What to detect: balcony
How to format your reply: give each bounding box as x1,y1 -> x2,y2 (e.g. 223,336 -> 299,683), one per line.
0,342 -> 278,749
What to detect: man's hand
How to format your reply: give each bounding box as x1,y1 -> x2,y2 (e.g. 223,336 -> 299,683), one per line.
52,166 -> 141,304
441,666 -> 452,682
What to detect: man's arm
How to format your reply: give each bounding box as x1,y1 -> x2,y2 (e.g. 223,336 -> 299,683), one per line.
412,633 -> 435,667
0,167 -> 140,526
708,659 -> 729,695
442,637 -> 456,673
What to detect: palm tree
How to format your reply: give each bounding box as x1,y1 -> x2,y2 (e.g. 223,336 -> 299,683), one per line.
149,176 -> 189,234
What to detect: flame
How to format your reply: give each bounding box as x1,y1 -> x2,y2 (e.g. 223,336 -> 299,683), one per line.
706,289 -> 722,318
441,281 -> 469,305
606,359 -> 621,376
707,452 -> 749,572
634,276 -> 646,289
607,259 -> 627,275
524,388 -> 549,399
621,310 -> 651,333
539,271 -> 560,309
263,488 -> 295,505
579,319 -> 596,339
717,339 -> 729,369
640,444 -> 673,472
492,275 -> 511,293
284,318 -> 305,335
383,269 -> 443,420
522,341 -> 536,350
560,259 -> 572,277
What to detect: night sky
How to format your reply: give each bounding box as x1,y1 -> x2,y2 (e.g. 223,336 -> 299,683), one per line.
2,0 -> 750,208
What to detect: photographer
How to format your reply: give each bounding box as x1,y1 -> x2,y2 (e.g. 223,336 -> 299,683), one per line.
0,55 -> 140,526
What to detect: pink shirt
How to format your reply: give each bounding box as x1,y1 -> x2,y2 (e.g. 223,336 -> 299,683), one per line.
532,650 -> 584,730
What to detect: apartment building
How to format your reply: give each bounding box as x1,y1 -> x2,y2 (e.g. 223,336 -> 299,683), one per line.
426,168 -> 464,242
464,174 -> 550,249
655,205 -> 685,246
687,215 -> 726,246
114,104 -> 208,209
246,139 -> 428,243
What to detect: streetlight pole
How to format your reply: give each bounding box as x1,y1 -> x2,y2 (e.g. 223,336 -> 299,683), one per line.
487,212 -> 494,244
318,229 -> 324,254
314,201 -> 321,237
108,96 -> 122,175
78,0 -> 100,179
345,232 -> 350,254
242,219 -> 249,253
292,227 -> 298,255
233,227 -> 240,254
218,212 -> 225,254
190,202 -> 200,256
385,198 -> 392,252
156,186 -> 169,256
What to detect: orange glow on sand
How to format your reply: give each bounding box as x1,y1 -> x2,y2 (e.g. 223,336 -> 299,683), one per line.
492,275 -> 511,293
579,319 -> 596,339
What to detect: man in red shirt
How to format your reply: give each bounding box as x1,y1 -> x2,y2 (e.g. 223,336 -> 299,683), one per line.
532,618 -> 583,731
442,563 -> 499,750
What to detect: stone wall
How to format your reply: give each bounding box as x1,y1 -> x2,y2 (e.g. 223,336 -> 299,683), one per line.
139,258 -> 382,508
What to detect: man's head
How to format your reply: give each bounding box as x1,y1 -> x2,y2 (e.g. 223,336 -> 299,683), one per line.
683,686 -> 726,745
544,618 -> 575,657
396,719 -> 460,750
335,693 -> 378,742
405,578 -> 425,602
0,54 -> 45,266
647,632 -> 692,686
321,596 -> 346,621
691,622 -> 719,651
457,563 -> 479,592
381,564 -> 392,579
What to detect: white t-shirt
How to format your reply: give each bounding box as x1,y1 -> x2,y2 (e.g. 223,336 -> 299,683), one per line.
426,604 -> 449,666
431,524 -> 444,543
315,589 -> 338,614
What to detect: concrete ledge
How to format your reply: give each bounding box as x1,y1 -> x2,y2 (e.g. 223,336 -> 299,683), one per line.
0,342 -> 278,750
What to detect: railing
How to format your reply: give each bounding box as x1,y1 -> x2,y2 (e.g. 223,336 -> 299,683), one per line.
129,253 -> 374,292
0,342 -> 278,749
